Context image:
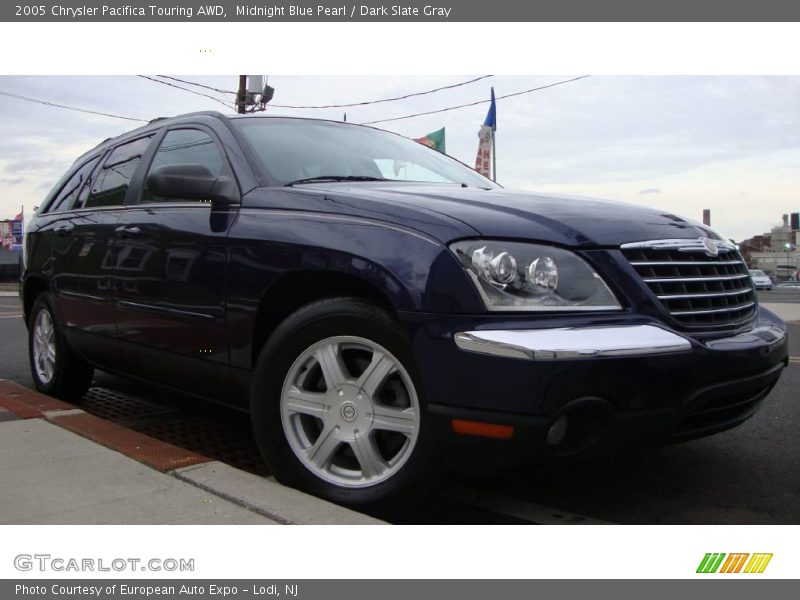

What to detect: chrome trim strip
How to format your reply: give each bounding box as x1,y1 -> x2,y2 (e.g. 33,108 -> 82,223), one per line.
629,260 -> 743,267
43,202 -> 223,216
58,290 -> 108,303
657,289 -> 753,300
454,325 -> 692,360
642,274 -> 750,283
621,238 -> 737,252
116,300 -> 216,321
669,302 -> 756,317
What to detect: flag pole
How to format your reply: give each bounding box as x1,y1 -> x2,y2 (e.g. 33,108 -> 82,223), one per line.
490,86 -> 497,182
492,127 -> 497,183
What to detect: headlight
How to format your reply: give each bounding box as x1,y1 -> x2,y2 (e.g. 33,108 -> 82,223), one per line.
450,240 -> 621,312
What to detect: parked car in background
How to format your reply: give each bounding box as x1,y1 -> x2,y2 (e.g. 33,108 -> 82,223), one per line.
20,112 -> 789,509
776,280 -> 800,289
749,269 -> 773,290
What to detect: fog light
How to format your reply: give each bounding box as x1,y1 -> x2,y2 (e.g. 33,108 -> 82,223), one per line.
546,414 -> 569,446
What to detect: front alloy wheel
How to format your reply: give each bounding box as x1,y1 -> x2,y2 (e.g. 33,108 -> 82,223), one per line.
251,297 -> 437,511
280,336 -> 420,488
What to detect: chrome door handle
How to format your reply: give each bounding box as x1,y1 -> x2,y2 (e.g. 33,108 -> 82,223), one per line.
115,225 -> 141,237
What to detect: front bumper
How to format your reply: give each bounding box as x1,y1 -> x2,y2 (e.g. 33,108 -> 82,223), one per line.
400,307 -> 789,462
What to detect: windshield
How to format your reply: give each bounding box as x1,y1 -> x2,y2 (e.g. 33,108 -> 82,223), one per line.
749,270 -> 766,277
233,117 -> 496,188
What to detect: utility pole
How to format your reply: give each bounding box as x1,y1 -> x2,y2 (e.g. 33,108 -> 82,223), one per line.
237,75 -> 247,114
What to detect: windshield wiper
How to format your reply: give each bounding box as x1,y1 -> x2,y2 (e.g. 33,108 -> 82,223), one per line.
285,175 -> 389,186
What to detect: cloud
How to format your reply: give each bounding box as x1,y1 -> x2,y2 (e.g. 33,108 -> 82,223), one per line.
0,75 -> 799,240
0,177 -> 25,185
3,157 -> 58,173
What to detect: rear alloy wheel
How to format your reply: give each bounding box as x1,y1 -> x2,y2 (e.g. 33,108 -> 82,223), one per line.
251,298 -> 436,511
31,308 -> 56,385
28,292 -> 94,401
280,336 -> 420,488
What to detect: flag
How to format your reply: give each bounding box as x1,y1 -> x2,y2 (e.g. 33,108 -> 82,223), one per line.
11,206 -> 24,248
413,127 -> 446,153
475,88 -> 496,179
483,87 -> 496,130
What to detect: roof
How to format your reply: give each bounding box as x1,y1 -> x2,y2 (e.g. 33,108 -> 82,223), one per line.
73,110 -> 228,164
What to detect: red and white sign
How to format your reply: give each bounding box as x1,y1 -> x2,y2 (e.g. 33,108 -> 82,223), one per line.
474,125 -> 493,178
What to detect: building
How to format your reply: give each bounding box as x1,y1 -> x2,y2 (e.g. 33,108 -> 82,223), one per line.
741,214 -> 799,281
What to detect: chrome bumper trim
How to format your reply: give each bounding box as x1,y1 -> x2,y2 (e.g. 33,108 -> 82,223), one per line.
453,325 -> 692,360
703,323 -> 786,351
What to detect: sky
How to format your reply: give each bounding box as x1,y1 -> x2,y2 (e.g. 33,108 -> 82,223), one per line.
0,75 -> 798,241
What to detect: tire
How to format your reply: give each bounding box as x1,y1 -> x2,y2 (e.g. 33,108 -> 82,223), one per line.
28,292 -> 94,401
250,297 -> 438,512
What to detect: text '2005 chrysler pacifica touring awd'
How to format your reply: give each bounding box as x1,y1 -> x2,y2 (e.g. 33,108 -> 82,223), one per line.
21,112 -> 788,509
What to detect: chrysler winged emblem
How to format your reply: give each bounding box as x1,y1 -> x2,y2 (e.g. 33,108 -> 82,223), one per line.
700,237 -> 720,257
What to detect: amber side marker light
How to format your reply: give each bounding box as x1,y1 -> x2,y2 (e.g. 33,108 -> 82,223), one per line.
452,419 -> 515,439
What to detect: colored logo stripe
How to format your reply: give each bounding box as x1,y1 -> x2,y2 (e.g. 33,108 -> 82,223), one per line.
697,553 -> 773,574
697,553 -> 726,573
719,553 -> 749,573
744,553 -> 773,573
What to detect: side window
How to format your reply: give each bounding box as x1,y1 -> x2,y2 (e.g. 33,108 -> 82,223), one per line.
47,156 -> 101,213
141,128 -> 227,204
83,136 -> 154,208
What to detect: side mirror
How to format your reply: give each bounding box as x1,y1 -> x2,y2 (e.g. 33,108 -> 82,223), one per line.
146,164 -> 239,207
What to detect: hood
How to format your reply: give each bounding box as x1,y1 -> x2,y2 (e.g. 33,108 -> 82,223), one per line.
247,183 -> 717,247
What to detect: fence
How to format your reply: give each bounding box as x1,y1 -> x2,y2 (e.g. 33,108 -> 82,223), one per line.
0,249 -> 21,283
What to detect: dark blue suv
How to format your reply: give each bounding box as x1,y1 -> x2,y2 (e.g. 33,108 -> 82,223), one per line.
21,112 -> 789,509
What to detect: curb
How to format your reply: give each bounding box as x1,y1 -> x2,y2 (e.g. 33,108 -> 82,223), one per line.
0,378 -> 385,525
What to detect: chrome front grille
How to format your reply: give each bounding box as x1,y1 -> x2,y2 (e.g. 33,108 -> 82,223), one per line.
620,238 -> 757,329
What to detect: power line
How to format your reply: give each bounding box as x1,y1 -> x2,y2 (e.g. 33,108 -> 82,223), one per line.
360,75 -> 592,125
269,75 -> 494,109
154,75 -> 237,96
154,75 -> 495,110
0,89 -> 148,122
137,75 -> 233,109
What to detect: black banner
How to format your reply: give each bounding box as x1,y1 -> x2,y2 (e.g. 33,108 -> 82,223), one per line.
4,0 -> 800,22
4,580 -> 800,600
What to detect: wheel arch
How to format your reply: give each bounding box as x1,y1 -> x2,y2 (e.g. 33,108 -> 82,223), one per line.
250,270 -> 404,369
22,275 -> 49,327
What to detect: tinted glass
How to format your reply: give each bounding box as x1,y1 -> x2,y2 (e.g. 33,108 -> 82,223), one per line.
233,118 -> 495,188
48,156 -> 101,213
141,129 -> 226,203
84,136 -> 153,208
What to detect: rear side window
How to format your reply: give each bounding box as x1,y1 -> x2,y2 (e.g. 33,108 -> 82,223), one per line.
140,128 -> 227,204
47,156 -> 101,213
83,136 -> 154,208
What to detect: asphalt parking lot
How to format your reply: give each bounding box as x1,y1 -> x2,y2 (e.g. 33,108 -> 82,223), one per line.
1,291 -> 798,524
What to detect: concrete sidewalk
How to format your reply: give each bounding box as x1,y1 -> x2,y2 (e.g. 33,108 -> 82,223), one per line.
762,302 -> 800,324
0,380 -> 383,525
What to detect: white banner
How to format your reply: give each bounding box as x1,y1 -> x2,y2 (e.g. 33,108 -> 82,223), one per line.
0,525 -> 797,579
